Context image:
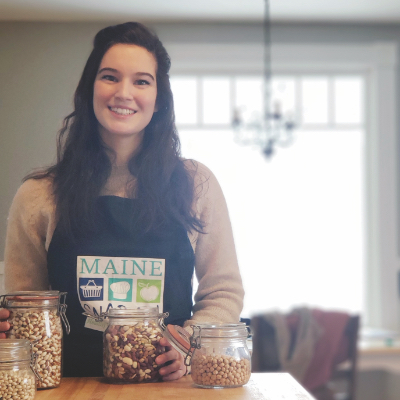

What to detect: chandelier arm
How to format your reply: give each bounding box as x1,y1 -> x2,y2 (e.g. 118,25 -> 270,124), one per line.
263,0 -> 272,148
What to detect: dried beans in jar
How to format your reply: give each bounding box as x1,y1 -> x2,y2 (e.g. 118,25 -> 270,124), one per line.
1,291 -> 70,389
102,306 -> 167,383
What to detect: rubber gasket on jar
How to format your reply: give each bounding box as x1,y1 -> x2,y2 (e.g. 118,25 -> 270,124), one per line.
166,325 -> 191,351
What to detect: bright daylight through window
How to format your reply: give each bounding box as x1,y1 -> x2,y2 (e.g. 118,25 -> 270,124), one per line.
171,74 -> 365,320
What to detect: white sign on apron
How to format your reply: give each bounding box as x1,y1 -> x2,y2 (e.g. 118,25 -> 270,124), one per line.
77,256 -> 165,331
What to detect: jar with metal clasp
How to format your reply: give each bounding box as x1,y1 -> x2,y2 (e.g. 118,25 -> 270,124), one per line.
1,291 -> 70,389
101,306 -> 168,383
0,339 -> 40,399
158,319 -> 252,388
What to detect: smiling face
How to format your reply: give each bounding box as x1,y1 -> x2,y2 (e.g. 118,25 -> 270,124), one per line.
93,43 -> 158,146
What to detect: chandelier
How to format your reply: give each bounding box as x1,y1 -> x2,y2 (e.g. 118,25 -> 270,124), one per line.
232,0 -> 296,158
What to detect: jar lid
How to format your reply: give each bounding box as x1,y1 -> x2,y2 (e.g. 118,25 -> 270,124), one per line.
107,305 -> 162,318
191,322 -> 250,339
157,322 -> 194,366
3,290 -> 63,302
164,324 -> 192,352
1,291 -> 71,335
0,339 -> 31,362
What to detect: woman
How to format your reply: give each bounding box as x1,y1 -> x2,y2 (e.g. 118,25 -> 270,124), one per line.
1,22 -> 244,380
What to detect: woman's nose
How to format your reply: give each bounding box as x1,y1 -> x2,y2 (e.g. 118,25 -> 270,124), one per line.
115,80 -> 134,100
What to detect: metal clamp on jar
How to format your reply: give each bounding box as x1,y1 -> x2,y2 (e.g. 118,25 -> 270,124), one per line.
1,291 -> 70,389
158,318 -> 252,388
98,306 -> 168,383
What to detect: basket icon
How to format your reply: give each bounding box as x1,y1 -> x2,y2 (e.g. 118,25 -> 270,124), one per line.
80,280 -> 102,298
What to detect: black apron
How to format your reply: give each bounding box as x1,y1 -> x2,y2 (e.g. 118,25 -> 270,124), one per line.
47,196 -> 195,377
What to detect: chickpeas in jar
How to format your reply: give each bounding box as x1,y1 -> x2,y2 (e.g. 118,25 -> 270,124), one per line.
102,307 -> 167,383
1,291 -> 70,390
191,353 -> 251,388
158,321 -> 252,389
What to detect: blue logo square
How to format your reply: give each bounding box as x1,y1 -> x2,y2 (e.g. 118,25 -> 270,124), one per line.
79,278 -> 104,301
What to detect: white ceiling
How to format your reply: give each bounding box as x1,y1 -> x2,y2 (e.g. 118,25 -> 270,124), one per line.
0,0 -> 400,23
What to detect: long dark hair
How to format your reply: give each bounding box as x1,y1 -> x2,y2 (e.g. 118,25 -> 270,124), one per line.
26,22 -> 203,238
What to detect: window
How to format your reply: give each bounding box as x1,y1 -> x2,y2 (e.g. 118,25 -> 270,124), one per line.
171,75 -> 365,130
168,42 -> 398,332
172,74 -> 366,319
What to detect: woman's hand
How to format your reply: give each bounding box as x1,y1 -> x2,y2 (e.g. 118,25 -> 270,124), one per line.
155,337 -> 187,381
0,308 -> 10,339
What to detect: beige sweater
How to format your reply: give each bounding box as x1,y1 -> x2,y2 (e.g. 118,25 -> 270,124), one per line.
4,161 -> 244,328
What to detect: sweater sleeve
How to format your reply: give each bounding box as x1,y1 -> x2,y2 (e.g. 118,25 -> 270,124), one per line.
4,178 -> 57,292
184,161 -> 244,328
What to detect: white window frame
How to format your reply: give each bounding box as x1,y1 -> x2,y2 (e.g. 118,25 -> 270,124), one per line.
171,73 -> 366,130
166,41 -> 399,332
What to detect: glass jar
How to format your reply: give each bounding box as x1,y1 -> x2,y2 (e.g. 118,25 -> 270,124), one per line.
0,339 -> 38,400
1,291 -> 70,389
159,321 -> 252,388
102,306 -> 168,383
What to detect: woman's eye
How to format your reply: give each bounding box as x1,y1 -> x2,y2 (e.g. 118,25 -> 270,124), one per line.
136,79 -> 150,86
101,75 -> 118,82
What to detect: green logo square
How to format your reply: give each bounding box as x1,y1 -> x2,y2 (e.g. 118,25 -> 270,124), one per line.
108,278 -> 133,302
136,280 -> 162,303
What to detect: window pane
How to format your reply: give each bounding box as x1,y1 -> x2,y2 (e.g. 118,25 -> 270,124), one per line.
202,77 -> 231,124
179,127 -> 365,318
334,76 -> 364,124
271,76 -> 296,118
301,77 -> 329,124
234,77 -> 263,124
178,72 -> 366,322
170,77 -> 197,125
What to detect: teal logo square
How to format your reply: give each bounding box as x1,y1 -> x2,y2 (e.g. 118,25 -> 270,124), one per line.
108,278 -> 133,302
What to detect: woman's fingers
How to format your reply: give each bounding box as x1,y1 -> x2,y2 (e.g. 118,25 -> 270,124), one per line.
0,320 -> 10,332
0,308 -> 10,320
159,337 -> 170,348
0,309 -> 11,336
155,337 -> 186,380
159,360 -> 186,381
155,339 -> 175,364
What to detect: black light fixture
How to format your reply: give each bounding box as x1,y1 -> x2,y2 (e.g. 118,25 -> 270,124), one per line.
232,0 -> 296,158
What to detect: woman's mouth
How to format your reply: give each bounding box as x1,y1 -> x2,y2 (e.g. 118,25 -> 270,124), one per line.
108,106 -> 136,116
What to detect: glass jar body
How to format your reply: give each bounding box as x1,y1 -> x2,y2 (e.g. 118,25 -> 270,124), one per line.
4,294 -> 64,389
103,315 -> 165,383
191,337 -> 251,388
0,360 -> 36,399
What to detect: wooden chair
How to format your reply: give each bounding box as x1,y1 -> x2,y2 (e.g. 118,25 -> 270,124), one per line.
250,315 -> 280,372
250,313 -> 360,400
326,315 -> 360,400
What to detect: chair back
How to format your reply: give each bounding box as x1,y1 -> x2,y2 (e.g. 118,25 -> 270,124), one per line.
328,315 -> 360,400
250,311 -> 360,400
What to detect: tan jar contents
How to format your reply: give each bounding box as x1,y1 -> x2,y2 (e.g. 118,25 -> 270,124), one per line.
159,321 -> 252,389
103,307 -> 167,383
1,291 -> 70,390
0,339 -> 38,400
191,354 -> 251,387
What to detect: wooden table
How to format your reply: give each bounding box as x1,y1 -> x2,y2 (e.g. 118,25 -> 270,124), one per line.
35,373 -> 315,400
